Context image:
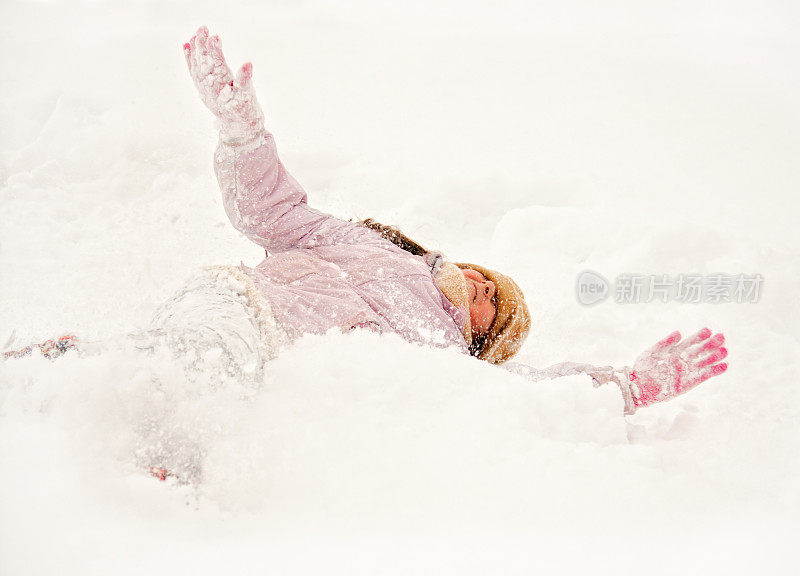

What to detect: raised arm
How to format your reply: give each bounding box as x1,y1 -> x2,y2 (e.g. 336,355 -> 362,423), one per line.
184,27 -> 382,252
505,328 -> 728,415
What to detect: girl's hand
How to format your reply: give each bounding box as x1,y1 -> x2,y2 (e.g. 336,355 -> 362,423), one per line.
628,328 -> 728,410
184,26 -> 264,143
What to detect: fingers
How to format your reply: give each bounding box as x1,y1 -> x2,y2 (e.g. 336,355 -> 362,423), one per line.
195,27 -> 212,72
697,333 -> 725,353
186,26 -> 237,97
195,25 -> 209,55
187,30 -> 202,77
684,332 -> 725,361
189,25 -> 209,72
208,34 -> 227,66
236,62 -> 253,87
651,330 -> 682,355
183,42 -> 192,71
676,327 -> 712,351
186,26 -> 217,72
184,26 -> 263,130
696,347 -> 728,368
235,62 -> 255,97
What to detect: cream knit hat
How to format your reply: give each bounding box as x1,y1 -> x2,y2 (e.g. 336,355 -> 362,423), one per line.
455,263 -> 531,364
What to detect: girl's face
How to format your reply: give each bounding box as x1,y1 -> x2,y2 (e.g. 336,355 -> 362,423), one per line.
462,268 -> 497,337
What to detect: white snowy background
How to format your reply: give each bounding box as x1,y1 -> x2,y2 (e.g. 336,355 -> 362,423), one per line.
1,0 -> 798,574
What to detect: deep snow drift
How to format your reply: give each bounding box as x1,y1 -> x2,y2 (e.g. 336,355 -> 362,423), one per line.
1,1 -> 798,574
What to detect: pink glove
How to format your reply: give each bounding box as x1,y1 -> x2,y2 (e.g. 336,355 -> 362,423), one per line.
184,26 -> 265,144
618,328 -> 728,414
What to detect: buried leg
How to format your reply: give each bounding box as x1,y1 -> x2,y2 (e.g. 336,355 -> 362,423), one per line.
3,266 -> 288,485
3,334 -> 79,360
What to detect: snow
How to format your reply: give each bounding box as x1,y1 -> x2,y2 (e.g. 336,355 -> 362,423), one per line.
1,0 -> 799,574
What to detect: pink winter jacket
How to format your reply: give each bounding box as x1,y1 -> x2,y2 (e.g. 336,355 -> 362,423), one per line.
213,131 -> 470,354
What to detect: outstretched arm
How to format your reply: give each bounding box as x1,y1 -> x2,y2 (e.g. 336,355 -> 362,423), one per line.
505,328 -> 728,415
184,27 -> 383,252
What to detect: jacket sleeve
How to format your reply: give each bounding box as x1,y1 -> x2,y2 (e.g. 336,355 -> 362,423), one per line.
213,131 -> 384,252
503,361 -> 606,381
504,361 -> 637,414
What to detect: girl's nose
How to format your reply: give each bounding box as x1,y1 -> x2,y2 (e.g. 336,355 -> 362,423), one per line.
481,280 -> 496,302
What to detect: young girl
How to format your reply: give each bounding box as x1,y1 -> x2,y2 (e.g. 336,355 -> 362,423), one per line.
3,27 -> 729,419
183,25 -> 728,415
